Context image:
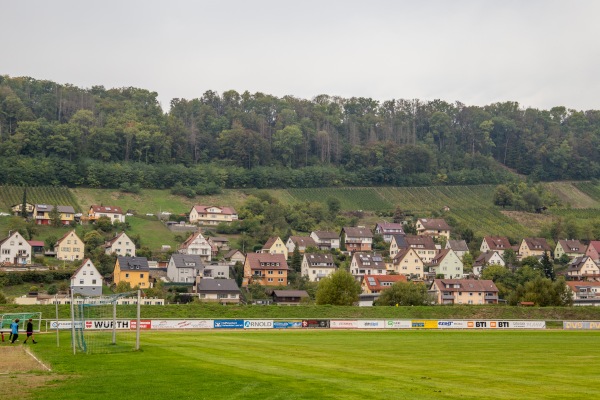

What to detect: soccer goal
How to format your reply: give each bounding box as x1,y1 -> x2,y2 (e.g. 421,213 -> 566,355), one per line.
70,290 -> 141,354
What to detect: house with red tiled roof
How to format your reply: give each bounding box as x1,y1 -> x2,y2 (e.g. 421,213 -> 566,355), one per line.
416,218 -> 451,240
242,253 -> 289,287
518,238 -> 552,259
585,241 -> 600,263
260,237 -> 288,259
341,227 -> 373,252
480,236 -> 512,256
88,205 -> 125,223
179,231 -> 212,262
430,279 -> 499,305
404,235 -> 438,263
361,274 -> 407,294
428,249 -> 463,279
189,205 -> 238,226
286,236 -> 317,254
374,222 -> 405,243
555,240 -> 585,260
566,281 -> 600,303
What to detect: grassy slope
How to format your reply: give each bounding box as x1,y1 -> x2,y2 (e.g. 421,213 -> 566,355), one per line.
22,330 -> 600,399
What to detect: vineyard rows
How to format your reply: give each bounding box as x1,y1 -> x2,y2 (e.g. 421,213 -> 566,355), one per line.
0,186 -> 81,212
574,182 -> 600,202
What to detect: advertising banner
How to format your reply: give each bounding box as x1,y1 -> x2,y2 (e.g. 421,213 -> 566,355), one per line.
302,319 -> 330,328
437,320 -> 469,329
273,321 -> 303,329
330,320 -> 359,329
49,320 -> 83,330
466,320 -> 546,329
151,320 -> 214,329
411,320 -> 439,329
129,319 -> 152,330
385,320 -> 412,329
563,321 -> 600,330
214,319 -> 245,329
84,319 -> 131,330
244,320 -> 273,329
357,320 -> 385,329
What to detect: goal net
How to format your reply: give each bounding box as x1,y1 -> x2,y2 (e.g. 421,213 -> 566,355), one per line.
71,291 -> 141,354
1,312 -> 41,342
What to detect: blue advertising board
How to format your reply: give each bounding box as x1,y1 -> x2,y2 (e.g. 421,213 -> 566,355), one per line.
273,321 -> 303,329
214,319 -> 245,329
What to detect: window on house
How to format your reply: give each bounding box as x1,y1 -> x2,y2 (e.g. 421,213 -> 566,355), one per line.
278,278 -> 284,282
92,279 -> 97,284
125,273 -> 129,278
79,279 -> 84,284
268,278 -> 273,282
140,274 -> 144,278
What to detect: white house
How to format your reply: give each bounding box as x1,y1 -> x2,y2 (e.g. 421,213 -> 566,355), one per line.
374,222 -> 405,243
286,236 -> 318,254
103,232 -> 136,256
473,251 -> 505,277
88,205 -> 125,224
70,259 -> 103,296
189,205 -> 238,225
350,253 -> 386,280
428,249 -> 463,279
0,231 -> 32,265
167,254 -> 204,283
179,231 -> 212,262
310,231 -> 340,250
301,253 -> 336,282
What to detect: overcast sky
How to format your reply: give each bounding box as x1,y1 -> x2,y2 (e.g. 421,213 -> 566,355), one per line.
3,0 -> 599,112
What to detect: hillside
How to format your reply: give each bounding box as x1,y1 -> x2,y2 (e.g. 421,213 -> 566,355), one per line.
2,182 -> 600,250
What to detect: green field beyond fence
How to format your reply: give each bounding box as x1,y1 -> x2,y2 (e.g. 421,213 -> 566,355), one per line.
15,330 -> 600,400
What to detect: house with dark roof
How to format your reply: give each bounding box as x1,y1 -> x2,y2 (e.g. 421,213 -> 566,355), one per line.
390,248 -> 424,278
33,204 -> 76,225
224,249 -> 246,265
567,256 -> 600,280
301,253 -> 336,282
286,236 -> 317,254
430,279 -> 499,305
555,240 -> 586,260
341,227 -> 373,252
518,238 -> 552,259
243,253 -> 289,287
361,274 -> 407,294
271,290 -> 309,305
404,235 -> 438,263
114,256 -> 150,288
389,234 -> 408,258
416,218 -> 451,239
350,252 -> 386,280
71,259 -> 102,296
310,230 -> 340,250
480,236 -> 512,256
167,254 -> 204,283
374,222 -> 405,243
445,240 -> 469,260
472,251 -> 505,277
88,205 -> 125,223
197,279 -> 241,304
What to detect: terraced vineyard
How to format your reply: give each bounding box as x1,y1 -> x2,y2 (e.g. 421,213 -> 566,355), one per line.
0,185 -> 81,212
573,181 -> 600,204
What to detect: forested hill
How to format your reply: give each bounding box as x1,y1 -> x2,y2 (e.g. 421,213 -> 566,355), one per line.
1,75 -> 599,189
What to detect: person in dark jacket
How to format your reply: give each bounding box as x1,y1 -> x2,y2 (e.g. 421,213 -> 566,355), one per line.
23,318 -> 37,344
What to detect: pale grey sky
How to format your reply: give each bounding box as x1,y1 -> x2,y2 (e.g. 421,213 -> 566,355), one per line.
3,0 -> 599,112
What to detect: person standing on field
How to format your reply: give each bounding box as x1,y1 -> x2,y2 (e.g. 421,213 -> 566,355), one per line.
23,318 -> 37,344
10,318 -> 19,343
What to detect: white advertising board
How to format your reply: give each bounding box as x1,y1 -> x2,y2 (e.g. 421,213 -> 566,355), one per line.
385,320 -> 412,329
244,320 -> 273,329
357,320 -> 385,329
151,319 -> 214,329
330,320 -> 359,329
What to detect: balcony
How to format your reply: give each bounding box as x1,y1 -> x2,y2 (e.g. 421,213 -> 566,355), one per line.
441,294 -> 455,300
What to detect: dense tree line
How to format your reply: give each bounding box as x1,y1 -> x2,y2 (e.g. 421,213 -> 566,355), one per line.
1,75 -> 599,189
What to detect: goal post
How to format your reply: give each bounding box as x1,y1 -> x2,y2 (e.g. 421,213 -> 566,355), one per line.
1,312 -> 41,341
70,289 -> 142,354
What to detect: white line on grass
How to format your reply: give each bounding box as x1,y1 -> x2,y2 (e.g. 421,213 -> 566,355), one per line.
25,348 -> 52,372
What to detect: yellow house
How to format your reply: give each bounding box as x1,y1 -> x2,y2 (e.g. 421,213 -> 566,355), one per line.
261,237 -> 288,259
430,279 -> 499,305
389,248 -> 424,278
34,204 -> 76,225
518,238 -> 552,259
242,253 -> 289,287
113,256 -> 150,288
54,230 -> 84,261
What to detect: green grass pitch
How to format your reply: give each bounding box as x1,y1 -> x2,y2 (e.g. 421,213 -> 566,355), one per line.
20,330 -> 600,399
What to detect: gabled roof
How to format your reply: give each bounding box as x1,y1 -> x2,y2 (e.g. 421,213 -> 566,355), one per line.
568,256 -> 596,272
418,218 -> 451,231
71,258 -> 100,279
393,248 -> 421,264
303,253 -> 335,267
34,204 -> 75,214
262,237 -> 281,250
342,227 -> 374,238
429,249 -> 451,265
522,237 -> 551,252
55,230 -> 81,245
392,234 -> 408,249
224,249 -> 245,259
90,205 -> 124,214
311,231 -> 339,240
192,205 -> 237,215
566,281 -> 600,291
0,231 -> 28,247
117,256 -> 149,271
558,239 -> 585,253
353,252 -> 385,268
197,279 -> 240,293
447,240 -> 469,252
375,222 -> 405,234
363,274 -> 407,291
169,254 -> 204,269
288,236 -> 317,248
405,235 -> 436,250
587,241 -> 600,253
432,279 -> 498,293
103,232 -> 131,248
474,251 -> 502,266
483,236 -> 511,250
180,231 -> 209,249
245,253 -> 289,270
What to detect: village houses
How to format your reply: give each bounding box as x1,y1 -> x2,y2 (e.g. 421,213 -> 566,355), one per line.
286,236 -> 317,254
416,218 -> 451,240
361,274 -> 407,294
445,240 -> 469,261
341,226 -> 373,252
189,205 -> 238,225
301,253 -> 336,282
103,231 -> 136,256
374,222 -> 405,243
518,237 -> 552,259
389,248 -> 424,278
480,236 -> 512,256
178,231 -> 213,262
70,259 -> 102,296
167,254 -> 204,284
350,253 -> 386,280
430,279 -> 499,305
260,237 -> 288,259
310,230 -> 340,250
555,239 -> 586,260
566,256 -> 600,280
0,231 -> 32,265
34,204 -> 76,225
473,251 -> 505,277
88,205 -> 125,224
428,249 -> 463,279
243,253 -> 289,287
113,256 -> 151,289
585,241 -> 600,263
54,230 -> 84,261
